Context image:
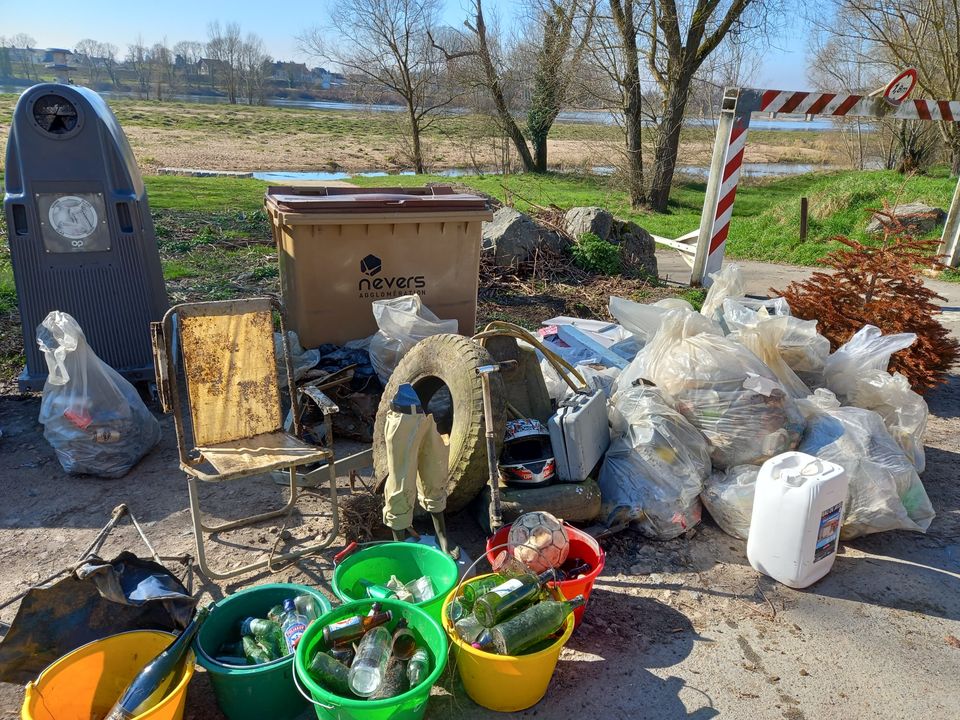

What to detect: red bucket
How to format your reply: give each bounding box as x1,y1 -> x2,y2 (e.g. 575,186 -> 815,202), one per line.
486,522 -> 605,628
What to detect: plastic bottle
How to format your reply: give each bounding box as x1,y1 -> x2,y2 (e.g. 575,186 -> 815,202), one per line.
322,610 -> 393,646
473,569 -> 557,627
280,598 -> 309,652
747,452 -> 848,589
241,636 -> 273,665
391,618 -> 416,659
488,596 -> 584,655
307,650 -> 352,696
240,617 -> 284,659
348,625 -> 392,697
406,647 -> 430,688
103,607 -> 209,719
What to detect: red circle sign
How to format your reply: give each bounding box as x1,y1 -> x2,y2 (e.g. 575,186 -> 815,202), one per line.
884,68 -> 918,106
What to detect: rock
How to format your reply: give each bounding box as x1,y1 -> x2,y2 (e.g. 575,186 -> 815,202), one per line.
866,202 -> 947,235
564,206 -> 615,241
482,207 -> 565,267
616,221 -> 658,279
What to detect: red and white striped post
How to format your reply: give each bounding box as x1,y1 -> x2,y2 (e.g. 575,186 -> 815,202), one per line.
688,83 -> 960,285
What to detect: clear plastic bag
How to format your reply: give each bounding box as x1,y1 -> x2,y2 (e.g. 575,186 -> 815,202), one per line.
274,331 -> 320,388
849,371 -> 928,473
368,295 -> 458,383
598,385 -> 711,539
644,310 -> 805,469
797,390 -> 934,539
37,311 -> 160,478
700,263 -> 745,321
722,299 -> 830,390
823,325 -> 916,402
608,296 -> 699,342
701,465 -> 760,540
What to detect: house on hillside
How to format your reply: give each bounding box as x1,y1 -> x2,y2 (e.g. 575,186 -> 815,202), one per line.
197,57 -> 230,77
272,61 -> 309,88
308,67 -> 346,90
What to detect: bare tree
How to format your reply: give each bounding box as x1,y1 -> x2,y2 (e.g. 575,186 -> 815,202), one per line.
127,37 -> 151,99
433,0 -> 594,173
240,34 -> 271,105
10,33 -> 38,81
0,39 -> 12,80
808,0 -> 960,174
299,0 -> 457,173
207,21 -> 244,103
100,42 -> 120,87
150,41 -> 175,100
173,40 -> 204,89
74,39 -> 104,85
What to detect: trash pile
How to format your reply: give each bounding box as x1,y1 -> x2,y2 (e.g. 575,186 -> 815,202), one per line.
526,264 -> 934,545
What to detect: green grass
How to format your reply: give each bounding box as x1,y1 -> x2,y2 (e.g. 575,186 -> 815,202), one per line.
145,175 -> 268,212
352,168 -> 956,266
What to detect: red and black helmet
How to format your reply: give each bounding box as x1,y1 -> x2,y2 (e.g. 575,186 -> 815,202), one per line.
499,418 -> 556,487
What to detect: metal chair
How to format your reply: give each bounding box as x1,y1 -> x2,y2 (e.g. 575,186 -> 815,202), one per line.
151,297 -> 339,580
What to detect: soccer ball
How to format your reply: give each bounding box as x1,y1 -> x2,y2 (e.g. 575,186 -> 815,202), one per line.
507,511 -> 570,573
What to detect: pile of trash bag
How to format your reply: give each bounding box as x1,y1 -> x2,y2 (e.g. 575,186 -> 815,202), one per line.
598,384 -> 711,539
700,465 -> 759,540
37,311 -> 160,478
368,295 -> 458,384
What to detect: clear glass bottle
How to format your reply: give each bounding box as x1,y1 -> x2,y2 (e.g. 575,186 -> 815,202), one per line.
347,625 -> 392,697
280,598 -> 309,653
406,647 -> 430,688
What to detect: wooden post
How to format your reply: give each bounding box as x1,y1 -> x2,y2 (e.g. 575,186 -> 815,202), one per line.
800,197 -> 809,242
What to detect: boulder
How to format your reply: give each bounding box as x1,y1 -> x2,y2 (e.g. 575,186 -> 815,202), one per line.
614,220 -> 658,279
564,206 -> 615,241
866,202 -> 947,235
482,207 -> 566,266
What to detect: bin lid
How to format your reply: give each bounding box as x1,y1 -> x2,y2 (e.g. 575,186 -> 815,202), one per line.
265,185 -> 489,213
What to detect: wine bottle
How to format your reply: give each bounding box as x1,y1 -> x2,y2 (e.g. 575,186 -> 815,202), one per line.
348,625 -> 392,697
473,569 -> 557,628
241,617 -> 284,659
307,650 -> 352,696
241,636 -> 273,665
488,596 -> 585,656
322,610 -> 393,646
359,578 -> 396,600
104,607 -> 209,720
461,575 -> 506,606
406,647 -> 430,688
453,613 -> 486,643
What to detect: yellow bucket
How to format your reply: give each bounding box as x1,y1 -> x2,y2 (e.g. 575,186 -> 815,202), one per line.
441,574 -> 575,712
22,630 -> 195,720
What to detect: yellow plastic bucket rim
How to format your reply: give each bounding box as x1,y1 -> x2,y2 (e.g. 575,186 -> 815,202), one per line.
24,629 -> 195,714
440,574 -> 575,662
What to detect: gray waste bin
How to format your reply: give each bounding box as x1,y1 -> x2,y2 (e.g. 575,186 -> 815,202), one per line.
4,84 -> 168,390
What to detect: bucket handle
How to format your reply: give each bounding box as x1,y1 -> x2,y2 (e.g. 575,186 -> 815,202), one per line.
292,664 -> 339,712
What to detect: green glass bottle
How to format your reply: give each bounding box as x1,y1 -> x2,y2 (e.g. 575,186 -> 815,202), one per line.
307,650 -> 352,696
241,636 -> 273,665
103,607 -> 209,720
453,613 -> 486,643
473,569 -> 557,628
359,578 -> 396,600
489,596 -> 585,656
240,617 -> 284,659
461,575 -> 505,606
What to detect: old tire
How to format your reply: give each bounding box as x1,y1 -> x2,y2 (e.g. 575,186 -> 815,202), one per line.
373,334 -> 507,513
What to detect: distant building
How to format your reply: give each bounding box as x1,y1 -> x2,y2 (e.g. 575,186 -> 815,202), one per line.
272,61 -> 309,87
197,58 -> 230,77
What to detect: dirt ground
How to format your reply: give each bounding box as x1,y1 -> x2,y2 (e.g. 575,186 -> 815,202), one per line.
0,254 -> 958,718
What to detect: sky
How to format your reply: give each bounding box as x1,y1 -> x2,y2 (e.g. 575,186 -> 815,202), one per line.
1,0 -> 810,89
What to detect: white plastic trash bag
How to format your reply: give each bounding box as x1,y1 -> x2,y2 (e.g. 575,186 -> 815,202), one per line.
849,371 -> 928,473
368,295 -> 458,383
608,296 -> 699,342
700,263 -> 745,321
598,384 -> 711,539
797,390 -> 934,539
643,310 -> 805,469
729,317 -> 813,399
37,311 -> 160,478
701,465 -> 760,540
722,299 -> 830,390
274,331 -> 320,388
823,325 -> 916,402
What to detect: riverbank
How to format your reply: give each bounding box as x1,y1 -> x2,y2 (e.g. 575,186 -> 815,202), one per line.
0,93 -> 841,175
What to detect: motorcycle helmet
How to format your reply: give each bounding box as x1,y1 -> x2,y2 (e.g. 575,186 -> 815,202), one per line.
499,418 -> 556,487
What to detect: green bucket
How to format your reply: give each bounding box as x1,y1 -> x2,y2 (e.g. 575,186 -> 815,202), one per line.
195,583 -> 333,720
332,543 -> 457,626
294,598 -> 448,720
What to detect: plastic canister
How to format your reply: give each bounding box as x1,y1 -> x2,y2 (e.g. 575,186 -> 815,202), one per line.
747,451 -> 848,589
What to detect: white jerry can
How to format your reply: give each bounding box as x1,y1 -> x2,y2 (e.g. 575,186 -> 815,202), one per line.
747,451 -> 848,589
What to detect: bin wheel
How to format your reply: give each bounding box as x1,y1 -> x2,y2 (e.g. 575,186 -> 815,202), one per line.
373,334 -> 507,513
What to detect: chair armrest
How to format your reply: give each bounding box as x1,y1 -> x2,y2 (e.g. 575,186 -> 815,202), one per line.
301,386 -> 340,416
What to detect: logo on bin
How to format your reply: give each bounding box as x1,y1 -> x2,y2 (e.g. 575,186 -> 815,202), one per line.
360,254 -> 382,277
